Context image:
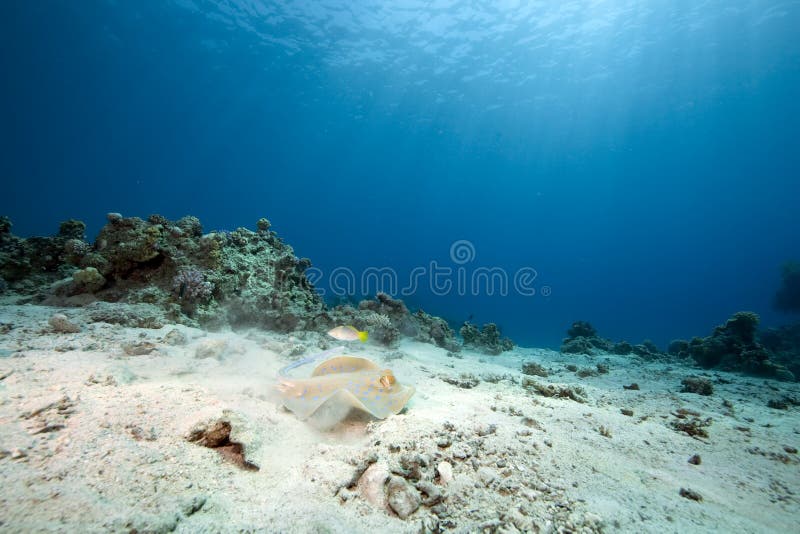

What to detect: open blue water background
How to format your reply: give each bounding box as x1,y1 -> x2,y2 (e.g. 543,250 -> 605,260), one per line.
2,1 -> 799,348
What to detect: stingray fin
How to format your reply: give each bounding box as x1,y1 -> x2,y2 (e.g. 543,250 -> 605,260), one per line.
311,356 -> 380,376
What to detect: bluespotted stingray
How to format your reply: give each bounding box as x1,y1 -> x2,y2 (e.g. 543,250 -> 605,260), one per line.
276,347 -> 415,420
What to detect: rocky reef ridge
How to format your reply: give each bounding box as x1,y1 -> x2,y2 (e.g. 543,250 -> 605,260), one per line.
0,214 -> 471,352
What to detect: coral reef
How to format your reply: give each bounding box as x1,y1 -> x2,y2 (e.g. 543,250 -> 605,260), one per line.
0,214 -> 325,332
559,321 -> 613,355
567,320 -> 596,339
459,322 -> 513,355
314,293 -> 462,349
0,214 -> 486,352
560,321 -> 665,359
675,312 -> 795,381
0,217 -> 88,293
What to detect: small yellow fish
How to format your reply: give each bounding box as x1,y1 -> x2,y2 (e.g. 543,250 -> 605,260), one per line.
327,325 -> 368,342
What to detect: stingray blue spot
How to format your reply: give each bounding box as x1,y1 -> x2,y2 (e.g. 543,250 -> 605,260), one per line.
312,396 -> 319,401
375,395 -> 381,400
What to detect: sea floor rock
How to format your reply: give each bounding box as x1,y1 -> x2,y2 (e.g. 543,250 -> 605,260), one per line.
386,476 -> 421,520
48,313 -> 80,333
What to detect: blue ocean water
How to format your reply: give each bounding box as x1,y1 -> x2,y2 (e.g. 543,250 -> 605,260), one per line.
2,0 -> 799,348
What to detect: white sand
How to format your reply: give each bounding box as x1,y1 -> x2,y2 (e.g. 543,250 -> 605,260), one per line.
0,303 -> 798,533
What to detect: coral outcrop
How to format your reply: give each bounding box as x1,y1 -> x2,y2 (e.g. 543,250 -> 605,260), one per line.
559,321 -> 613,355
671,312 -> 795,381
327,293 -> 461,350
560,321 -> 664,359
459,322 -> 513,355
0,214 -> 325,331
0,216 -> 88,294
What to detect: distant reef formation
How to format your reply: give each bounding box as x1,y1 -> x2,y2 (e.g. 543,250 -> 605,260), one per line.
0,214 -> 468,352
558,314 -> 798,382
669,312 -> 796,382
560,320 -> 662,360
459,322 -> 514,355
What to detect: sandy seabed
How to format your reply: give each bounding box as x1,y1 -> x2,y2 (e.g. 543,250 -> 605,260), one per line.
0,302 -> 798,533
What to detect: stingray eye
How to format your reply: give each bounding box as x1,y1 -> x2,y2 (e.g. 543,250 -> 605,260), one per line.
379,371 -> 396,389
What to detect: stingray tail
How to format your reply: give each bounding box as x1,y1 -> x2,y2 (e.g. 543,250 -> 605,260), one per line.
278,346 -> 346,377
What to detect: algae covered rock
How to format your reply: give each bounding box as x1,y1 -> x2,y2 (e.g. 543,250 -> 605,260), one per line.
386,476 -> 421,520
48,313 -> 80,333
71,267 -> 106,294
680,376 -> 714,395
